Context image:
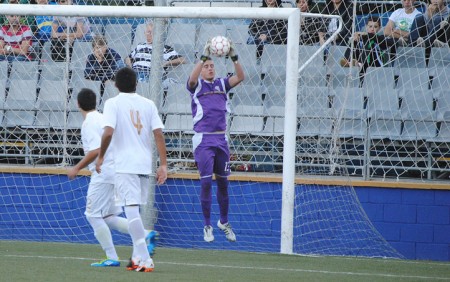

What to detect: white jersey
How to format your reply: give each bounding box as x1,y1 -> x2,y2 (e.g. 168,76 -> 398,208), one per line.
81,111 -> 114,184
102,92 -> 164,174
389,8 -> 421,32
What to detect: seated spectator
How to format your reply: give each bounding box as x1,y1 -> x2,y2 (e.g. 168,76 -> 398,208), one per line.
383,0 -> 422,46
434,14 -> 450,46
318,0 -> 353,46
51,0 -> 91,61
248,0 -> 287,46
340,16 -> 396,69
125,22 -> 186,83
410,0 -> 450,47
34,0 -> 57,45
297,0 -> 326,45
0,0 -> 36,34
84,35 -> 125,82
0,15 -> 32,62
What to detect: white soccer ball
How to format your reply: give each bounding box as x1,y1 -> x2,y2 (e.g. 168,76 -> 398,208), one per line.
209,36 -> 231,57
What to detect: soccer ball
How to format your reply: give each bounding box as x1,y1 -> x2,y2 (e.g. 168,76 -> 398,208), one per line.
209,36 -> 230,57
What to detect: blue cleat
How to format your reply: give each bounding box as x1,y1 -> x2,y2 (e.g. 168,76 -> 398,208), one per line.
145,230 -> 159,257
91,258 -> 120,267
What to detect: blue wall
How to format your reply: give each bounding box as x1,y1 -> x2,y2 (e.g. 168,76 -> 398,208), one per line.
0,173 -> 448,261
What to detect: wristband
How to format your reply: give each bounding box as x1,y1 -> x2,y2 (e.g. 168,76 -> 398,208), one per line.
230,55 -> 238,62
200,55 -> 211,62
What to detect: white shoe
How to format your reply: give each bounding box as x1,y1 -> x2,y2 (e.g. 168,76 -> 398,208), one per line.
416,37 -> 425,47
433,39 -> 448,48
217,220 -> 236,242
135,258 -> 154,272
203,225 -> 214,242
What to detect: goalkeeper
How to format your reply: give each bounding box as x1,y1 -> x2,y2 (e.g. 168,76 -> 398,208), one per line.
67,88 -> 158,268
186,39 -> 244,243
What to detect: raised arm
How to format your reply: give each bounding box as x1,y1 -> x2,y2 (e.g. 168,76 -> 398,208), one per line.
188,40 -> 211,90
227,41 -> 244,88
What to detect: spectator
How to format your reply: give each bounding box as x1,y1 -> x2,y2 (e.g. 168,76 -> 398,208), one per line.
434,14 -> 450,47
0,15 -> 32,62
340,16 -> 396,69
318,0 -> 353,46
0,0 -> 36,33
410,0 -> 450,47
383,0 -> 422,46
51,0 -> 91,61
248,0 -> 287,46
85,35 -> 125,82
125,22 -> 186,82
34,0 -> 57,45
297,0 -> 326,45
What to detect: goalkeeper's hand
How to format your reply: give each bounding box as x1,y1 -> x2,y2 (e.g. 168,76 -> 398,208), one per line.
228,39 -> 238,62
202,38 -> 211,57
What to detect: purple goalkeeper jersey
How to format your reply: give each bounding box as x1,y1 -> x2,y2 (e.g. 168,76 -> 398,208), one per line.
187,77 -> 231,133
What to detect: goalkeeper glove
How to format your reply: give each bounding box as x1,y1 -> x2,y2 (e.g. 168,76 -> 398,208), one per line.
201,38 -> 212,62
228,39 -> 238,62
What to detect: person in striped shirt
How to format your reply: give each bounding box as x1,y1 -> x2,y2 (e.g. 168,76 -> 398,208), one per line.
0,14 -> 32,62
125,22 -> 185,82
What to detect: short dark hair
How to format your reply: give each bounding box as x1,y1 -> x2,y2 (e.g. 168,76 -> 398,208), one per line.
77,88 -> 97,111
367,16 -> 380,27
114,67 -> 137,93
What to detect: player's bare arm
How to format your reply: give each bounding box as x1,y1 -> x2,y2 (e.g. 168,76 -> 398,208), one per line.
188,39 -> 212,90
67,149 -> 99,179
153,128 -> 168,185
227,40 -> 244,88
95,126 -> 114,173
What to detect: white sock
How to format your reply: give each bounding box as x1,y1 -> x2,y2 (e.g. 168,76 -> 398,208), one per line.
87,216 -> 118,260
105,215 -> 129,234
125,206 -> 150,261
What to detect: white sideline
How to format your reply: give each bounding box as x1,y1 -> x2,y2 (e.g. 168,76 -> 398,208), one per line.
2,253 -> 449,280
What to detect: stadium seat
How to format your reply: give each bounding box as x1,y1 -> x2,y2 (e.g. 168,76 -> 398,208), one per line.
394,47 -> 427,69
10,61 -> 39,81
166,22 -> 196,46
227,24 -> 251,45
262,85 -> 285,116
104,23 -> 132,59
163,83 -> 191,114
361,67 -> 395,92
332,87 -> 367,139
164,113 -> 193,132
66,111 -> 84,129
0,79 -> 7,108
70,41 -> 93,72
165,63 -> 195,84
6,79 -> 37,110
3,110 -> 35,128
69,79 -> 101,111
229,115 -> 264,135
298,45 -> 327,87
230,84 -> 263,109
0,60 -> 8,81
39,61 -> 69,82
37,80 -> 69,110
326,45 -> 361,88
428,47 -> 450,76
260,116 -> 284,136
367,88 -> 401,140
396,67 -> 430,97
430,67 -> 450,95
297,86 -> 333,137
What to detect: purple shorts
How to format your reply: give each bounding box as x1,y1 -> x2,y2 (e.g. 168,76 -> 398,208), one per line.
193,133 -> 230,178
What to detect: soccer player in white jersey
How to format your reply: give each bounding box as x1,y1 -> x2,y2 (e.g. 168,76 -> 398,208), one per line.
96,67 -> 168,273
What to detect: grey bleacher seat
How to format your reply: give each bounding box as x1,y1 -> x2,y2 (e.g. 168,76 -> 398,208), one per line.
0,60 -> 8,80
298,45 -> 327,87
394,47 -> 426,69
230,84 -> 263,109
429,120 -> 450,142
102,80 -> 118,107
260,116 -> 284,136
166,22 -> 196,46
39,41 -> 53,63
165,63 -> 195,84
430,67 -> 450,95
297,86 -> 333,137
227,24 -> 250,45
396,89 -> 436,141
33,110 -> 52,129
239,57 -> 262,86
105,23 -> 132,59
361,67 -> 395,92
10,61 -> 39,81
71,41 -> 92,71
171,43 -> 197,64
197,24 -> 227,49
6,79 -> 37,110
66,111 -> 83,129
367,89 -> 401,140
435,91 -> 450,122
164,113 -> 193,132
136,81 -> 151,98
163,83 -> 191,114
326,45 -> 361,88
37,80 -> 69,110
0,79 -> 7,108
229,115 -> 264,135
70,79 -> 101,110
428,47 -> 450,76
332,87 -> 367,138
3,110 -> 35,128
262,85 -> 285,116
39,61 -> 70,82
396,67 -> 430,97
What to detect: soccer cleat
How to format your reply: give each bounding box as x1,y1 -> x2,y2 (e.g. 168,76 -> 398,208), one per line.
145,230 -> 159,257
203,225 -> 214,242
217,220 -> 236,242
136,258 -> 155,272
126,257 -> 139,271
91,258 -> 120,267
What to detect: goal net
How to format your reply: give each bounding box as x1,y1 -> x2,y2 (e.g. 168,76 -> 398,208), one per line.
3,0 -> 445,259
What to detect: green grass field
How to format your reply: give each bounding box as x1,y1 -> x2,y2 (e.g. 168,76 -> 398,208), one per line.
0,241 -> 449,282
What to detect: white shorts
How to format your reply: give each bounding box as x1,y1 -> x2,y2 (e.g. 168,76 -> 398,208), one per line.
115,173 -> 150,206
84,182 -> 122,218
